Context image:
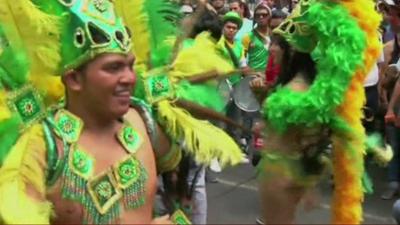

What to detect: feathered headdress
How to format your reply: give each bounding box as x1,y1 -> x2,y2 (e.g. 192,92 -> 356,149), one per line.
263,0 -> 382,223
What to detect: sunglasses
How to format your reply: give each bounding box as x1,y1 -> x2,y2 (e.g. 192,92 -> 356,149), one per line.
255,13 -> 269,18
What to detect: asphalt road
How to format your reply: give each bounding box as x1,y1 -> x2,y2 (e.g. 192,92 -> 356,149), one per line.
206,162 -> 397,224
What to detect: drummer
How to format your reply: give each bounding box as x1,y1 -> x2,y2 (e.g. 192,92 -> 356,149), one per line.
217,11 -> 251,85
217,12 -> 255,157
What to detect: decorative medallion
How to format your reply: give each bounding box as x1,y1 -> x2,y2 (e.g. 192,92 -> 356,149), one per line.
144,74 -> 174,104
69,146 -> 94,179
87,171 -> 122,215
7,85 -> 46,131
54,109 -> 83,143
171,209 -> 192,225
114,157 -> 141,189
117,123 -> 142,154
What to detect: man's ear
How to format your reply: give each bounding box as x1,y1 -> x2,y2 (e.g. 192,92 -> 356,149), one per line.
62,70 -> 84,92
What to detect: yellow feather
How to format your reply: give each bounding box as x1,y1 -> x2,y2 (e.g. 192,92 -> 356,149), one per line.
170,32 -> 234,82
0,1 -> 63,104
114,0 -> 151,70
0,91 -> 11,121
157,100 -> 242,167
0,124 -> 51,224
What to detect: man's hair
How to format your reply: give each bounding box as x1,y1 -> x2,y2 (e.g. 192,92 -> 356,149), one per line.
271,9 -> 287,20
228,0 -> 251,19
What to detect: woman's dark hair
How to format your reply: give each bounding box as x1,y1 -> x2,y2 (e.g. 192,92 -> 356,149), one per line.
229,0 -> 251,19
191,9 -> 223,40
269,34 -> 291,78
275,50 -> 317,86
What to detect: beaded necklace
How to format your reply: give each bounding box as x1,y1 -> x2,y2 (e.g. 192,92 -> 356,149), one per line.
53,109 -> 148,224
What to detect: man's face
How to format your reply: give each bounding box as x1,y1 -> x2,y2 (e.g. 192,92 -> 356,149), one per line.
254,8 -> 270,27
73,53 -> 136,118
223,21 -> 239,41
269,18 -> 284,30
229,2 -> 243,18
264,0 -> 274,8
387,5 -> 400,32
212,0 -> 225,10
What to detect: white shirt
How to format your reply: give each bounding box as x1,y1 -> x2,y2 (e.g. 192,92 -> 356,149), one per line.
364,50 -> 384,87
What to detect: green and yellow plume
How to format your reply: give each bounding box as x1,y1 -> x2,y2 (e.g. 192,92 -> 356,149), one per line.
0,1 -> 63,165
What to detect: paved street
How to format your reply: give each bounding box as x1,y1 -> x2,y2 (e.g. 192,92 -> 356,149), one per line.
206,162 -> 397,224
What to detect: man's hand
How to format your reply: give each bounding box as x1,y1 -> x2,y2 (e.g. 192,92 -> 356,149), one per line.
241,67 -> 253,76
385,109 -> 396,124
250,77 -> 265,89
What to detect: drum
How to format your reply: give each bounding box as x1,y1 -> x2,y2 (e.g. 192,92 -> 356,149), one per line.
217,78 -> 233,108
232,75 -> 261,112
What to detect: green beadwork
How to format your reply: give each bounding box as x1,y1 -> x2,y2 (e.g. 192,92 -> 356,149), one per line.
7,85 -> 46,131
54,108 -> 148,224
114,157 -> 148,209
117,159 -> 140,187
54,109 -> 83,143
118,123 -> 141,154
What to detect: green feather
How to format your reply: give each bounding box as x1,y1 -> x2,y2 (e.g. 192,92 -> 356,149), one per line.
0,116 -> 22,166
0,25 -> 29,89
176,81 -> 226,113
143,0 -> 182,67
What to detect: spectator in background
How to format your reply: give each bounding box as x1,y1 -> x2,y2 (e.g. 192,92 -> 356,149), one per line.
249,10 -> 288,95
242,3 -> 272,73
379,0 -> 400,201
210,0 -> 229,16
250,34 -> 291,101
378,0 -> 395,43
217,12 -> 253,161
363,38 -> 384,135
229,0 -> 253,41
269,9 -> 287,31
263,0 -> 276,9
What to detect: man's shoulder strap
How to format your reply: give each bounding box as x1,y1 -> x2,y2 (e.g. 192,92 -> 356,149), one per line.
130,97 -> 159,151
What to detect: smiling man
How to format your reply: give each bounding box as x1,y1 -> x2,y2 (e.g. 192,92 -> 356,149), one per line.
0,0 -> 174,224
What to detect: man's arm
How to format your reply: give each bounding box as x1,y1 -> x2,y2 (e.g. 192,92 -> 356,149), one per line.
386,79 -> 400,122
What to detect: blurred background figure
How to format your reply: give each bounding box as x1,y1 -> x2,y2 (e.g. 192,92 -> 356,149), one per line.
229,0 -> 253,41
210,0 -> 229,16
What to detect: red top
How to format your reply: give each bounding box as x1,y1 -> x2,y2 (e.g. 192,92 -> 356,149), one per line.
265,54 -> 281,85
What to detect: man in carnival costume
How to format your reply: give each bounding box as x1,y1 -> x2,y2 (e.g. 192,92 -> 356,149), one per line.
257,0 -> 381,224
0,0 -> 176,224
0,0 -> 243,224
